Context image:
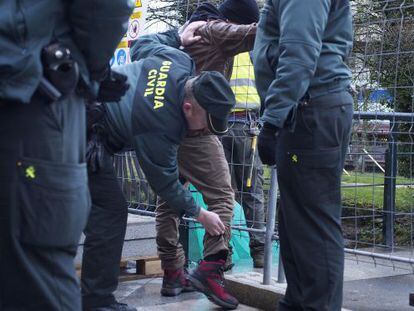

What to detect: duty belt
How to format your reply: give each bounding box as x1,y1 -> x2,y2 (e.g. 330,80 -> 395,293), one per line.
299,82 -> 353,108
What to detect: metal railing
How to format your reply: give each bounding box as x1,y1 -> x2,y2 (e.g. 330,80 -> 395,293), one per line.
115,0 -> 414,283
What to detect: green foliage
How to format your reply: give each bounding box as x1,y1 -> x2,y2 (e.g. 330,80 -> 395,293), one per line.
342,172 -> 413,212
342,183 -> 413,212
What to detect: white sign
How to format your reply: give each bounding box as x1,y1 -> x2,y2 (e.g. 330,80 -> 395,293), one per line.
111,0 -> 148,67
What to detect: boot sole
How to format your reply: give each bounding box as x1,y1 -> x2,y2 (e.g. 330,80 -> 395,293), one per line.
160,287 -> 183,297
182,286 -> 196,293
187,274 -> 238,310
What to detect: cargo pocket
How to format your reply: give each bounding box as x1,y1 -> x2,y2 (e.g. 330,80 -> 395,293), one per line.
287,147 -> 341,169
17,157 -> 90,247
285,147 -> 342,200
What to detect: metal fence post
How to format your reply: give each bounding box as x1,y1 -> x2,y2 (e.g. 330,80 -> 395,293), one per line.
263,167 -> 278,285
277,253 -> 286,283
383,120 -> 398,247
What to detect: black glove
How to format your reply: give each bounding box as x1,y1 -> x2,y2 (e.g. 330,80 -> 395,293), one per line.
86,103 -> 105,138
258,122 -> 279,166
97,69 -> 130,102
86,133 -> 105,173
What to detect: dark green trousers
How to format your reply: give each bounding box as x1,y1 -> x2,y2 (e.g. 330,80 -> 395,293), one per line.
275,91 -> 353,311
81,148 -> 128,309
0,95 -> 89,310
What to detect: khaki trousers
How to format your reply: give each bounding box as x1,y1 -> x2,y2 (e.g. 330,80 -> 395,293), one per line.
156,134 -> 234,269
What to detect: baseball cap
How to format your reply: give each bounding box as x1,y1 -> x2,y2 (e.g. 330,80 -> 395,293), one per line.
191,71 -> 236,135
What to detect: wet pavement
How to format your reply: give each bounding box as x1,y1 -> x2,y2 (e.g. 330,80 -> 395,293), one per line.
114,254 -> 414,311
115,277 -> 259,310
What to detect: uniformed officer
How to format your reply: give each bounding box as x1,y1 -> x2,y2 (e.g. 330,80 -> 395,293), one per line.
0,1 -> 133,310
253,0 -> 354,310
81,30 -> 235,311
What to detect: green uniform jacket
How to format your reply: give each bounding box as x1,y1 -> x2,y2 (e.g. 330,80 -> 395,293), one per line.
0,0 -> 134,103
253,0 -> 353,129
105,30 -> 201,217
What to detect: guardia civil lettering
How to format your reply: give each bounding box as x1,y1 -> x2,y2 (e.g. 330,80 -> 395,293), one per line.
143,61 -> 172,110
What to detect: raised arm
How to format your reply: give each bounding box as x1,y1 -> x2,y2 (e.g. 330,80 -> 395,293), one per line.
199,21 -> 257,57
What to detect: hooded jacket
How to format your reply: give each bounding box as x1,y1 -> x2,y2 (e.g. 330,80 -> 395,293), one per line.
184,20 -> 256,80
181,3 -> 257,80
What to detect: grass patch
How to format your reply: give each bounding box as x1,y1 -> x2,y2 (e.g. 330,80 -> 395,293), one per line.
263,169 -> 414,213
342,172 -> 413,213
342,186 -> 413,213
342,172 -> 412,185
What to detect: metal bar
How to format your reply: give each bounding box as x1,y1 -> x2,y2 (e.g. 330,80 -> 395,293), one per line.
263,168 -> 279,285
383,121 -> 398,247
344,248 -> 414,265
277,252 -> 286,283
179,219 -> 190,266
127,208 -> 268,234
353,111 -> 414,121
362,148 -> 385,173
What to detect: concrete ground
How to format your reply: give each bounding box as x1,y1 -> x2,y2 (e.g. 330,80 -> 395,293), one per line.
342,253 -> 414,311
107,216 -> 413,310
114,255 -> 414,310
115,278 -> 259,310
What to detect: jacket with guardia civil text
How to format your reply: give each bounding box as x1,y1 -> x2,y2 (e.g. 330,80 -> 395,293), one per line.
106,31 -> 200,217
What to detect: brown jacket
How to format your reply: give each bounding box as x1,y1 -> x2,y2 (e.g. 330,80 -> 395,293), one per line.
183,20 -> 256,80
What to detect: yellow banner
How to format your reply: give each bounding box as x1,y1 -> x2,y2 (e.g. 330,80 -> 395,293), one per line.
135,0 -> 142,7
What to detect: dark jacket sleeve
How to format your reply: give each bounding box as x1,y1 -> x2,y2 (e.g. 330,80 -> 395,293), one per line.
132,133 -> 201,217
68,0 -> 134,80
262,0 -> 331,129
130,29 -> 181,62
200,21 -> 257,57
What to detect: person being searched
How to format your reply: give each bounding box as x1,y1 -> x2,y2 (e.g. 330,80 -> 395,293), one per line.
253,0 -> 354,310
80,26 -> 235,311
184,0 -> 266,269
0,1 -> 133,310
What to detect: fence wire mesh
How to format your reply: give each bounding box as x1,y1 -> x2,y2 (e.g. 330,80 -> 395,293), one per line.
116,0 -> 414,268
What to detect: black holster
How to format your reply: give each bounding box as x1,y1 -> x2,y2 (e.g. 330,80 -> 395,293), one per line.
38,43 -> 80,101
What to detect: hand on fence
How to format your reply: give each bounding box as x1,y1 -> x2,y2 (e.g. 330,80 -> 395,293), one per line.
258,122 -> 279,166
180,21 -> 206,46
196,208 -> 225,236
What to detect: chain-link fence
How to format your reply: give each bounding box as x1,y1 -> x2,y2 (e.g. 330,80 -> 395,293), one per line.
343,0 -> 414,269
117,0 -> 414,274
